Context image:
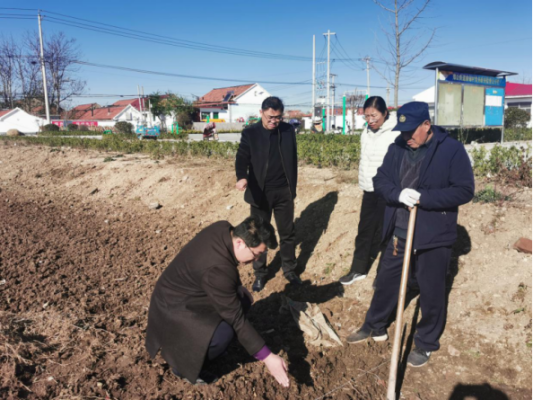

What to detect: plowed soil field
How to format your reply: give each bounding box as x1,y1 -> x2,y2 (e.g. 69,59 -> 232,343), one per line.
0,142 -> 531,399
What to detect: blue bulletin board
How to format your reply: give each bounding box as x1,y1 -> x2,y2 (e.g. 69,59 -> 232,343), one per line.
484,88 -> 505,126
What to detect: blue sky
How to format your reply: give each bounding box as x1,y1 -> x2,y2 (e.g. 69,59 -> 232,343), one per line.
0,0 -> 531,110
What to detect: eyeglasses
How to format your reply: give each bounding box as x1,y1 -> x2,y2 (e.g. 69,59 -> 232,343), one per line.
246,244 -> 264,260
264,114 -> 283,121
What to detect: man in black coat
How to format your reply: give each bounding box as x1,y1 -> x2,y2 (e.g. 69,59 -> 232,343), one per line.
235,96 -> 301,292
347,102 -> 474,368
145,216 -> 290,387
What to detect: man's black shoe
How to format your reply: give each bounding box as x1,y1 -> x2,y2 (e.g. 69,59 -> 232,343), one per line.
347,328 -> 388,344
339,272 -> 367,285
252,277 -> 267,292
407,346 -> 431,367
172,368 -> 218,385
285,272 -> 303,286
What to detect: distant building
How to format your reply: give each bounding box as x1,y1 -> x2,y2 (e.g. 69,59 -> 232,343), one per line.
505,83 -> 532,127
0,108 -> 45,134
55,101 -> 143,128
62,103 -> 101,120
194,83 -> 270,123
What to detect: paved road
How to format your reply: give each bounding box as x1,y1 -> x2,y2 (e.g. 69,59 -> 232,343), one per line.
188,133 -> 241,143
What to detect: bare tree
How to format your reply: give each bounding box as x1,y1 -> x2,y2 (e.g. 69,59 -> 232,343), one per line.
14,36 -> 42,113
346,91 -> 366,133
27,31 -> 85,115
372,0 -> 436,107
0,36 -> 18,109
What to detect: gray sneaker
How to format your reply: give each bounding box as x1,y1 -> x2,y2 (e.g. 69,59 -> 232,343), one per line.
407,346 -> 432,367
347,328 -> 388,344
339,272 -> 367,285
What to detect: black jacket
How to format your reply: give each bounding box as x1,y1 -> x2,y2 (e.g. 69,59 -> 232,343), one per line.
235,121 -> 298,206
373,126 -> 474,250
145,221 -> 265,382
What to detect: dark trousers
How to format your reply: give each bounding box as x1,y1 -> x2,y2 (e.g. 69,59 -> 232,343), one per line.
351,191 -> 386,274
362,236 -> 451,351
250,186 -> 297,278
206,294 -> 252,361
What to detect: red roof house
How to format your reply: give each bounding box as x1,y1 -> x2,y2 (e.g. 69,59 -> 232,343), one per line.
193,83 -> 270,123
505,83 -> 532,97
194,84 -> 256,108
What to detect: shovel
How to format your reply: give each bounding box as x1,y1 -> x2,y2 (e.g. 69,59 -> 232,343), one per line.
387,205 -> 418,400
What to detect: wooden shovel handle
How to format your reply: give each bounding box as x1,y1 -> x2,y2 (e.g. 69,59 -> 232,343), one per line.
387,206 -> 418,400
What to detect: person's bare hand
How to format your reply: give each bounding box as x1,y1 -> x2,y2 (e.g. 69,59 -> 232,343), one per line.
263,353 -> 289,387
237,285 -> 254,304
236,179 -> 248,191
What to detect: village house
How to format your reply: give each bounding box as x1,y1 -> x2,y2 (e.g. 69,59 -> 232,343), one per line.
0,108 -> 45,134
194,83 -> 270,123
56,100 -> 144,128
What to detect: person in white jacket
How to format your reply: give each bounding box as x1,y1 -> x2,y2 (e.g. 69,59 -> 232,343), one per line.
340,96 -> 399,285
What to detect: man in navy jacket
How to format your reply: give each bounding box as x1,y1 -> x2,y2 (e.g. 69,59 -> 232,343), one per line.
347,102 -> 474,367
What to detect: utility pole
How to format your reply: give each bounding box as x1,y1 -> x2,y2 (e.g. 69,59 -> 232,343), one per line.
141,86 -> 145,112
365,57 -> 371,97
386,86 -> 390,107
137,85 -> 142,112
323,30 -> 335,132
331,74 -> 337,131
312,35 -> 316,115
37,10 -> 50,123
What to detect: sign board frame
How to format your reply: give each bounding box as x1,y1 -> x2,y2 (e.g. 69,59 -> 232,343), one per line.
425,62 -> 517,143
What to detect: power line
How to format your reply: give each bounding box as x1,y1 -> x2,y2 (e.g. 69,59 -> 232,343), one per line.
332,36 -> 365,71
73,60 -> 318,85
0,8 -> 312,62
4,55 -> 428,90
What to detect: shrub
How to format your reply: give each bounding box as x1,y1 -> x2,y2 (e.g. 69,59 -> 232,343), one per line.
78,125 -> 89,131
504,128 -> 532,141
473,185 -> 509,203
115,121 -> 134,134
176,111 -> 193,130
67,123 -> 79,131
42,123 -> 60,132
449,128 -> 502,144
297,134 -> 361,169
470,144 -> 532,188
505,107 -> 530,130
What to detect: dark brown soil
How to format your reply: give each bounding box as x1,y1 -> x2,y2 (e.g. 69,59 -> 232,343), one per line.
0,143 -> 531,399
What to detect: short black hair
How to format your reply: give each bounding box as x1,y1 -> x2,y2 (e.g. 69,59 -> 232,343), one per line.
363,96 -> 388,116
233,215 -> 278,250
261,96 -> 284,113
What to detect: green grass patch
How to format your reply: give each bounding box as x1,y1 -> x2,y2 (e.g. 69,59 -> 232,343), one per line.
473,185 -> 510,203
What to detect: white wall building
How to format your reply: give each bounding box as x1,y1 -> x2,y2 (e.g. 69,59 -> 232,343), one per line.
195,83 -> 271,123
61,104 -> 144,128
504,83 -> 532,127
0,108 -> 45,134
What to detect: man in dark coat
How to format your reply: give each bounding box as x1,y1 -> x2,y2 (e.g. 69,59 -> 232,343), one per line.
235,96 -> 301,292
347,102 -> 474,368
145,216 -> 290,387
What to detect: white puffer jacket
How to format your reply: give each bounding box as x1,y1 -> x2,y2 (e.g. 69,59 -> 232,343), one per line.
358,116 -> 399,192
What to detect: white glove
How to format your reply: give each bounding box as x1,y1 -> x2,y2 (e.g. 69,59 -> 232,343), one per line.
399,188 -> 421,207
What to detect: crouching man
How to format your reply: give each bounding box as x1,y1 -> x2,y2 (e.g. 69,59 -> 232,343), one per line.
145,215 -> 290,387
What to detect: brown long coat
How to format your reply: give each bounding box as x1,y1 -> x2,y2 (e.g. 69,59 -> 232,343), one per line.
145,221 -> 265,382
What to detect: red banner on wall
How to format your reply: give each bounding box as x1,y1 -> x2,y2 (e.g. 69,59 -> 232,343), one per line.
73,121 -> 98,126
51,120 -> 99,127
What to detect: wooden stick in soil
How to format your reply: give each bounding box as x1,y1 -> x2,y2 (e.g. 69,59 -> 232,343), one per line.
386,205 -> 418,400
